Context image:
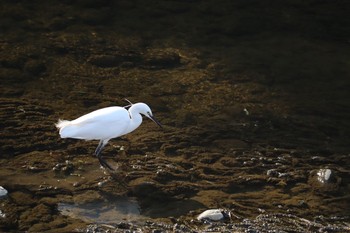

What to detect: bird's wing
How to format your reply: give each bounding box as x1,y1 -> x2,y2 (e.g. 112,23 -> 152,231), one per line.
59,107 -> 131,140
70,107 -> 128,126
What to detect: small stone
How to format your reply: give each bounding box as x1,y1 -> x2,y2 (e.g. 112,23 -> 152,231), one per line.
0,186 -> 8,198
309,168 -> 341,193
243,108 -> 249,115
266,169 -> 279,177
197,209 -> 231,221
317,168 -> 333,183
0,210 -> 5,218
278,172 -> 290,178
298,200 -> 308,208
52,161 -> 74,175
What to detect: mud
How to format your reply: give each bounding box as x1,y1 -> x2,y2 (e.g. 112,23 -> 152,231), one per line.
1,0 -> 350,232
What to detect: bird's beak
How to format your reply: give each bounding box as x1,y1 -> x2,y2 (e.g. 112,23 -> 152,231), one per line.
148,114 -> 162,128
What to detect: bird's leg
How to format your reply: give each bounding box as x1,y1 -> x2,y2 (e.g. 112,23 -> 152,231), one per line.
98,156 -> 114,171
95,140 -> 105,155
94,140 -> 114,171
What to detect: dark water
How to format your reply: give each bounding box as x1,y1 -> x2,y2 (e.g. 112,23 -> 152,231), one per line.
1,0 -> 350,232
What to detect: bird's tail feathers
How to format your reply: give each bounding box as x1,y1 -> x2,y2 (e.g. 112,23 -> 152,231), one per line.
55,119 -> 71,129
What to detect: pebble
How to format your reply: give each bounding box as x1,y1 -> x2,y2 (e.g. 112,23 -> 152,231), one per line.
266,169 -> 279,177
0,186 -> 8,198
197,209 -> 231,221
309,168 -> 341,193
317,168 -> 333,183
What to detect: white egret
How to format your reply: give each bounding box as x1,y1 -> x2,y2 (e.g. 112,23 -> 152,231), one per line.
56,101 -> 161,170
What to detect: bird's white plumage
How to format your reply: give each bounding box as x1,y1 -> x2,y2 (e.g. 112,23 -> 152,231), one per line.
57,107 -> 130,140
56,103 -> 154,141
56,102 -> 161,170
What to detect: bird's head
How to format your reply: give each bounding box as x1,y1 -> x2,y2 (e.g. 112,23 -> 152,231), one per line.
134,103 -> 162,128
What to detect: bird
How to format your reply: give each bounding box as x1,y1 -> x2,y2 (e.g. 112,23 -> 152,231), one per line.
56,101 -> 162,170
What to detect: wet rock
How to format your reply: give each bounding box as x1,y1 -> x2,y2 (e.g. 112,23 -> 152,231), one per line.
0,210 -> 5,218
116,222 -> 132,229
129,178 -> 160,198
197,209 -> 231,221
23,59 -> 46,75
173,223 -> 193,232
1,56 -> 25,69
160,143 -> 178,156
19,204 -> 53,231
79,7 -> 113,25
85,224 -> 115,233
266,169 -> 279,177
278,172 -> 292,179
47,17 -> 73,31
10,191 -> 33,206
73,190 -> 103,205
0,203 -> 19,229
88,54 -> 122,67
213,139 -> 249,150
52,160 -> 75,175
0,186 -> 8,198
297,200 -> 309,208
142,49 -> 181,69
173,110 -> 195,127
1,68 -> 26,85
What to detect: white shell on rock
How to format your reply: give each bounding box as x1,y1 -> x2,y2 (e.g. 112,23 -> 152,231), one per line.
0,186 -> 8,198
197,209 -> 230,221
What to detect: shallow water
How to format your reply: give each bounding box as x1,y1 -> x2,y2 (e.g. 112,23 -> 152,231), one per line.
1,0 -> 350,232
58,197 -> 141,224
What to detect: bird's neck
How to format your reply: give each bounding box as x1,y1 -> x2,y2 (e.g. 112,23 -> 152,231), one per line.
126,107 -> 143,134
